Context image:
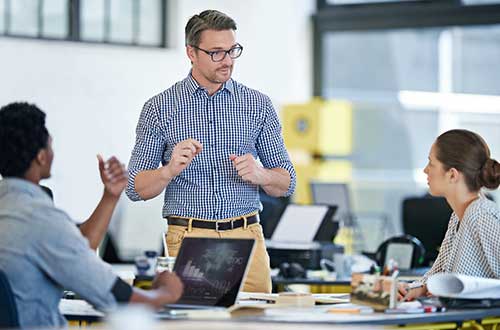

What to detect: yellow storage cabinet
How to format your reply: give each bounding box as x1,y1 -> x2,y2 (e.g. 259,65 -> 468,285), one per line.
282,99 -> 353,156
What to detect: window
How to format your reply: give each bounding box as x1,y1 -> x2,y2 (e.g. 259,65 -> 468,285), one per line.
43,0 -> 68,38
453,26 -> 500,95
0,0 -> 167,47
315,5 -> 500,170
313,0 -> 500,235
322,29 -> 440,96
81,0 -> 105,41
0,0 -> 5,34
10,0 -> 38,37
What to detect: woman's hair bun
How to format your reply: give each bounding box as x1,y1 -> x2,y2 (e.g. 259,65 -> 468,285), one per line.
479,158 -> 500,190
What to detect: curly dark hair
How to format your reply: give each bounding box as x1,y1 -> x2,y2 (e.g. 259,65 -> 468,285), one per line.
0,102 -> 49,177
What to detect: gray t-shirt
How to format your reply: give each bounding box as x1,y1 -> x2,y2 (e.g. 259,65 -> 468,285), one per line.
0,178 -> 120,328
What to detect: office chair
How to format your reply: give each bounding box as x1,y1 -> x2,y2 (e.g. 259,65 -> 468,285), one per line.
402,195 -> 452,266
101,233 -> 128,263
375,235 -> 426,270
0,269 -> 19,328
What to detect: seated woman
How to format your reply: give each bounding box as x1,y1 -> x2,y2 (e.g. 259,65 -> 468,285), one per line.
400,129 -> 500,301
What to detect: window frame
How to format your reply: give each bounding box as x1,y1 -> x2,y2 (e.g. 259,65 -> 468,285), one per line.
0,0 -> 168,48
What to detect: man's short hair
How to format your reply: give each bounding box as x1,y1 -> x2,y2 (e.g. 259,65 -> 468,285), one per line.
185,10 -> 237,47
0,102 -> 49,177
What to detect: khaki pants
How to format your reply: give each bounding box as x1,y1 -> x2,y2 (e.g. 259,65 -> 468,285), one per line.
165,222 -> 272,293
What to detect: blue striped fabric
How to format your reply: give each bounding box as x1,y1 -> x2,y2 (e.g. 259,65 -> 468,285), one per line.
126,74 -> 296,220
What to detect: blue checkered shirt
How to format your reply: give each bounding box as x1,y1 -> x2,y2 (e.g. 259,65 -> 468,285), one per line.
126,74 -> 296,220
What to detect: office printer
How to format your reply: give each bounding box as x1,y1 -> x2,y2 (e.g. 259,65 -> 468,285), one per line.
267,241 -> 343,270
265,204 -> 343,270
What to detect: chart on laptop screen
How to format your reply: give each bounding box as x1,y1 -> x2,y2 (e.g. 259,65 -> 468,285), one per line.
173,238 -> 255,307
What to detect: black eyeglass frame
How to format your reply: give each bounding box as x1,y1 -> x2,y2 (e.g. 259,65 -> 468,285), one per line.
190,43 -> 244,62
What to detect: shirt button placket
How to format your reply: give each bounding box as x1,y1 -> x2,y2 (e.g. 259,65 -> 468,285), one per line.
207,97 -> 219,217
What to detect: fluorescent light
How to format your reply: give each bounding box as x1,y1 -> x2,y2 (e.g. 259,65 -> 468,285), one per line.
398,90 -> 500,114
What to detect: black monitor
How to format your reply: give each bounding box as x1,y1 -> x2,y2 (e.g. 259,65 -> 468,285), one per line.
402,195 -> 452,266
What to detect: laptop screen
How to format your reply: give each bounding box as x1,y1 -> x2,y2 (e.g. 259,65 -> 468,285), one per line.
172,237 -> 255,307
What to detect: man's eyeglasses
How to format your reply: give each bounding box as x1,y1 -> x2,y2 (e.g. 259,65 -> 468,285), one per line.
190,44 -> 243,62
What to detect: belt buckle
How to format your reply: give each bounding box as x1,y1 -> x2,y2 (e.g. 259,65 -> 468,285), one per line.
215,220 -> 234,232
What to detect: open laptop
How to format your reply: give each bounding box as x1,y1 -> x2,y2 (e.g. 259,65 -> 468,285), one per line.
162,237 -> 255,312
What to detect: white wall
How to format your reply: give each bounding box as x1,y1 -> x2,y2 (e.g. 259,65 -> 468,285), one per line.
0,0 -> 315,256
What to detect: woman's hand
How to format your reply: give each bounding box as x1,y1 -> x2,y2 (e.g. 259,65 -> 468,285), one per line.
398,282 -> 428,301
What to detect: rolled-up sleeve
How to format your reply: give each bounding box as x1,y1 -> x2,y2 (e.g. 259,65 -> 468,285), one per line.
126,100 -> 168,201
256,97 -> 296,197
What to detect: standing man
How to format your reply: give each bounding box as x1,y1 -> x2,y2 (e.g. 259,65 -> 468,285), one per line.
127,10 -> 296,293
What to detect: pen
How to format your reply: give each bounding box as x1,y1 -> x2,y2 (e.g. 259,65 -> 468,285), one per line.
390,269 -> 400,309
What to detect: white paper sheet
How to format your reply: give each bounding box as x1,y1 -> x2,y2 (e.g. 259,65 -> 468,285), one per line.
427,273 -> 500,299
271,205 -> 329,243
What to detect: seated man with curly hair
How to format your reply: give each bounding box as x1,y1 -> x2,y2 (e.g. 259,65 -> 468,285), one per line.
0,102 -> 183,328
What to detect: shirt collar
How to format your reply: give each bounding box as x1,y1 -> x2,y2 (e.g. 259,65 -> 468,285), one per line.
223,78 -> 235,94
185,73 -> 200,95
0,178 -> 53,204
185,72 -> 234,96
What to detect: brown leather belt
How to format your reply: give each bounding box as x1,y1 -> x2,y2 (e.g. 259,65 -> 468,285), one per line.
167,214 -> 259,232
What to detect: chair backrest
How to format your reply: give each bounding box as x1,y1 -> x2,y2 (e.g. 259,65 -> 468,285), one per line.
402,195 -> 452,266
375,234 -> 426,270
0,269 -> 19,328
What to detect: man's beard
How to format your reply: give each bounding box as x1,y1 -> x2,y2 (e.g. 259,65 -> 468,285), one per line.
210,65 -> 233,83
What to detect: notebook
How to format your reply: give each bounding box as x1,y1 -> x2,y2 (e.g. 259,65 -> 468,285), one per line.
162,237 -> 255,311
